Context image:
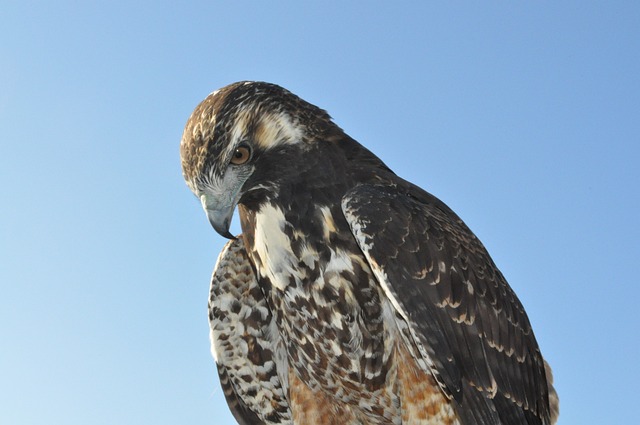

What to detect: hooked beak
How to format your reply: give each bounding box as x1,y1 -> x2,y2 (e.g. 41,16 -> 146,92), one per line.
201,194 -> 236,240
197,164 -> 253,240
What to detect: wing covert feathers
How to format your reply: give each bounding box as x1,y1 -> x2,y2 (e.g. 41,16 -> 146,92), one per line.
342,183 -> 556,425
209,238 -> 292,425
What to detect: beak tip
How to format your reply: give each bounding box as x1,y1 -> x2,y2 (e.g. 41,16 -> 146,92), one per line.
219,230 -> 237,240
206,208 -> 236,240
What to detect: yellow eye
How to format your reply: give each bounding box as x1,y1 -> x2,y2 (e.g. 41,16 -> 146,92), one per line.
230,146 -> 251,165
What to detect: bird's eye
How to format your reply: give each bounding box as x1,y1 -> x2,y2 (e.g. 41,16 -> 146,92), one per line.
230,146 -> 251,165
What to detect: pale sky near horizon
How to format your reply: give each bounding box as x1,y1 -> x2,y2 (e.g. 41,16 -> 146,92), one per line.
2,2 -> 639,424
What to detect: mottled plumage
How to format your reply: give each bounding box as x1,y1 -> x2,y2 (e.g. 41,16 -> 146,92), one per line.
181,81 -> 559,424
209,238 -> 290,424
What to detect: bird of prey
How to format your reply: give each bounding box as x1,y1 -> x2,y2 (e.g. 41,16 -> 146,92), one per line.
181,81 -> 559,425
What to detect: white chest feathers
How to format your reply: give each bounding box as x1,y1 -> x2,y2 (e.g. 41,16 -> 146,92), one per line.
252,204 -> 305,290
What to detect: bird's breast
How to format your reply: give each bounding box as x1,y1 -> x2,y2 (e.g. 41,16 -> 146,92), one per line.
244,203 -> 399,411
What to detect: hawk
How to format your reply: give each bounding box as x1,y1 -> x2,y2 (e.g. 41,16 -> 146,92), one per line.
181,81 -> 559,425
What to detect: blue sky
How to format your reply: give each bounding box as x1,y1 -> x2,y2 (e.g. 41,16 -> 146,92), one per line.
1,2 -> 638,424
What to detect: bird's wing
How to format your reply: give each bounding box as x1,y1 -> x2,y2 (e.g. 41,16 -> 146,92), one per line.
342,183 -> 551,425
215,363 -> 265,425
209,238 -> 291,425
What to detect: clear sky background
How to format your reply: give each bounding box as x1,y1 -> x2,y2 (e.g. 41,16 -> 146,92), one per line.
1,2 -> 638,424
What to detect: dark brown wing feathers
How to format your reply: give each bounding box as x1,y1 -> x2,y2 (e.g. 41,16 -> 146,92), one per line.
342,182 -> 551,425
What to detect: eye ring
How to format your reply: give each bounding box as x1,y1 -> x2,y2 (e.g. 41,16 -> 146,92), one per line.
230,145 -> 252,165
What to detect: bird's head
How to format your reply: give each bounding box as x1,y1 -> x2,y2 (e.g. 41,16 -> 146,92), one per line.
180,81 -> 345,238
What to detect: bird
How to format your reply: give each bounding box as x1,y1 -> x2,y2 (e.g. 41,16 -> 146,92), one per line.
180,81 -> 559,425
